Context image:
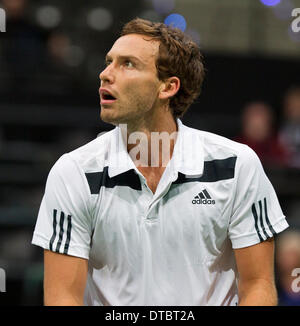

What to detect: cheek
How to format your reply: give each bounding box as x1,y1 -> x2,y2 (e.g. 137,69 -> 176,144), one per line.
126,78 -> 158,102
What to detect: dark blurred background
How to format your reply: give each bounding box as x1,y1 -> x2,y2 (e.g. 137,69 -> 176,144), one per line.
0,0 -> 300,306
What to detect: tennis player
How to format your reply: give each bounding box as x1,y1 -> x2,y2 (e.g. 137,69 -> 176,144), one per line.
32,18 -> 289,306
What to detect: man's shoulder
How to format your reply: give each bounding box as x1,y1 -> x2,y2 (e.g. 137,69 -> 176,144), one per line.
198,129 -> 262,174
187,126 -> 252,160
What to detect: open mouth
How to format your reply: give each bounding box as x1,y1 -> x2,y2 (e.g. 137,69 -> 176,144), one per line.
100,89 -> 117,103
102,93 -> 116,100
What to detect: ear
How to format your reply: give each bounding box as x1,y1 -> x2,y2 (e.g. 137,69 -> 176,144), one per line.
158,76 -> 180,101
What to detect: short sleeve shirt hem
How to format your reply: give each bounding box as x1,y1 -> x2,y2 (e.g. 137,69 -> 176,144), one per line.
32,233 -> 90,259
230,216 -> 289,249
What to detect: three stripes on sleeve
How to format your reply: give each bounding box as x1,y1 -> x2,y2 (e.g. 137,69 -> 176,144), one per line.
251,197 -> 276,242
49,209 -> 72,254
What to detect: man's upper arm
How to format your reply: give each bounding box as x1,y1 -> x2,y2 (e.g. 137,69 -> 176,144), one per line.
233,238 -> 277,305
228,146 -> 287,304
234,238 -> 275,282
44,250 -> 88,306
31,154 -> 93,305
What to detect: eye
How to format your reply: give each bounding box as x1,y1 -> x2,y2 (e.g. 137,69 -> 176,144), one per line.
105,59 -> 112,66
124,60 -> 134,68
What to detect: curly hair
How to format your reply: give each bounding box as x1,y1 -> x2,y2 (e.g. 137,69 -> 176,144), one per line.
121,18 -> 205,119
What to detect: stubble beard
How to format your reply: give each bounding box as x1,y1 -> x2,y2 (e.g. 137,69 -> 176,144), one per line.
100,91 -> 157,131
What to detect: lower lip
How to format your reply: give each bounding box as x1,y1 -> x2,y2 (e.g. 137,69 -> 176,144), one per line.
101,99 -> 117,105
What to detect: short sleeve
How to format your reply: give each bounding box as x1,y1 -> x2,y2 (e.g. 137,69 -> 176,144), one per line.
228,145 -> 289,249
32,154 -> 92,259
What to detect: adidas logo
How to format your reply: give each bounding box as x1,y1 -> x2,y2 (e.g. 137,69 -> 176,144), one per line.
192,189 -> 215,205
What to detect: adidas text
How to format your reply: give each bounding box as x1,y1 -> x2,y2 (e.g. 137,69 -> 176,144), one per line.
192,199 -> 215,205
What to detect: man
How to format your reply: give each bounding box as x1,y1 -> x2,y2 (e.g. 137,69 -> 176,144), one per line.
32,18 -> 289,306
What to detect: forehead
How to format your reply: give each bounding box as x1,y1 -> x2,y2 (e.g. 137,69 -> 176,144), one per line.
107,34 -> 160,63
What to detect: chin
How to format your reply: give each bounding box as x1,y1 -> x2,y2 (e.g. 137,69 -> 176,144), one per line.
100,105 -> 137,127
100,110 -> 121,126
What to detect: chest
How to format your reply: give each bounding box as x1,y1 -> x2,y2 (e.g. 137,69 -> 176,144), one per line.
90,181 -> 234,266
137,167 -> 166,193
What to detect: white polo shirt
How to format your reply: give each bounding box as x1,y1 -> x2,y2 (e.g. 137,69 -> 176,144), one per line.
32,119 -> 289,306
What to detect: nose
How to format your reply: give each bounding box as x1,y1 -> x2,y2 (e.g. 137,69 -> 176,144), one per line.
99,64 -> 115,84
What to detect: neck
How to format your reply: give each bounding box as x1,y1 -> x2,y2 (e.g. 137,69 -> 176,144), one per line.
123,109 -> 178,168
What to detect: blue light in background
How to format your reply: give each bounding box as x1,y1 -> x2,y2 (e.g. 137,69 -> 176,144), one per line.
164,13 -> 187,31
260,0 -> 281,6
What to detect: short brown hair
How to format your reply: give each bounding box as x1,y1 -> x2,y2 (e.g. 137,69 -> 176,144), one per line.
121,18 -> 205,119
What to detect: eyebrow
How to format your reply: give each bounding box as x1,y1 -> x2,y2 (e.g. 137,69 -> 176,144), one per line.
105,54 -> 144,65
